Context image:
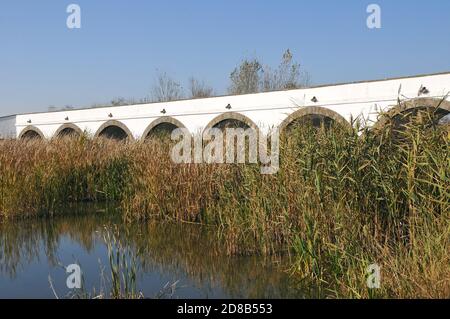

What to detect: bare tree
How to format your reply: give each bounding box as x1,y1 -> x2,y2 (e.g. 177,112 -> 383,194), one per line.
228,50 -> 311,95
47,105 -> 75,111
262,49 -> 310,91
111,97 -> 132,106
151,71 -> 184,102
188,77 -> 214,99
228,58 -> 263,95
299,70 -> 312,88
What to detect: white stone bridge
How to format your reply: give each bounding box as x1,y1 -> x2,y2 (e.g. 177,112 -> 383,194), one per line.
1,72 -> 449,140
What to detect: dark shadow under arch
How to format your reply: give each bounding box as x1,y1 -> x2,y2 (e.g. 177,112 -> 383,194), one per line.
18,126 -> 45,140
142,117 -> 188,140
279,106 -> 350,133
373,97 -> 450,130
202,112 -> 261,164
94,120 -> 133,141
203,112 -> 260,135
54,123 -> 83,138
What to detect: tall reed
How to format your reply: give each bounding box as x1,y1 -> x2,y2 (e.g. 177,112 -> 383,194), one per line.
0,137 -> 132,217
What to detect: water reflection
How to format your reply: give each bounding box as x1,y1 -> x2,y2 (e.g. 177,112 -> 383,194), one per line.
0,205 -> 301,298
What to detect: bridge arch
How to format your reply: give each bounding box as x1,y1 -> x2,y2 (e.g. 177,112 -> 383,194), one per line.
18,126 -> 45,140
279,106 -> 350,133
54,123 -> 83,138
94,120 -> 133,141
142,116 -> 188,140
374,97 -> 450,129
202,112 -> 260,163
203,112 -> 260,134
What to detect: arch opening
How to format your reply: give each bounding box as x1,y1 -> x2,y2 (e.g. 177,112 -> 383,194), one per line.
58,128 -> 79,137
279,106 -> 350,134
98,126 -> 129,140
212,118 -> 251,130
203,112 -> 259,135
146,123 -> 179,139
142,117 -> 187,141
374,98 -> 450,131
202,113 -> 260,164
285,114 -> 336,131
19,126 -> 44,140
55,124 -> 83,138
21,130 -> 42,140
392,108 -> 449,129
95,121 -> 132,141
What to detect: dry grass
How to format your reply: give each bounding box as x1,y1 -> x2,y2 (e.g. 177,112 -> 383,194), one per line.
0,136 -> 132,217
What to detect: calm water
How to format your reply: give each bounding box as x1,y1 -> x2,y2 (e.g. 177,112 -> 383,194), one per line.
0,205 -> 302,299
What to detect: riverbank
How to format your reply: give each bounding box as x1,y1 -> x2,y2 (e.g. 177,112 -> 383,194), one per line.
0,116 -> 448,298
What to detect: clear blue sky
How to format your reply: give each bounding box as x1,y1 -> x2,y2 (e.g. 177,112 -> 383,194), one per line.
1,0 -> 449,116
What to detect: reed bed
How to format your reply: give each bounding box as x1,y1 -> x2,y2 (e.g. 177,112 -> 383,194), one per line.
0,111 -> 448,298
0,137 -> 132,217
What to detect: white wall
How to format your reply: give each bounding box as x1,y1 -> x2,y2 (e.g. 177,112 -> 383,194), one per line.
0,115 -> 17,138
7,72 -> 450,139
